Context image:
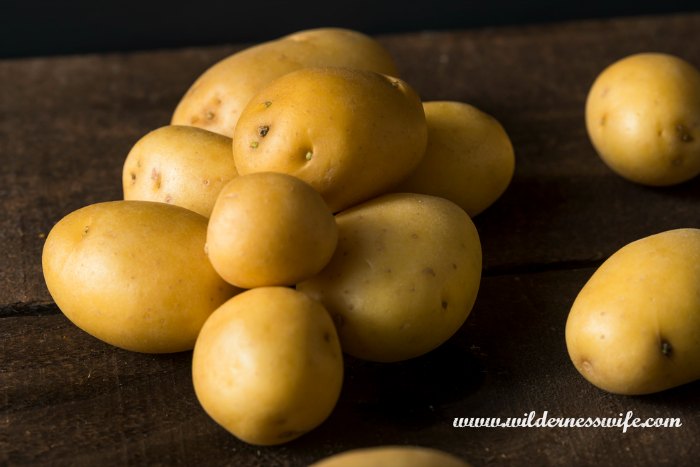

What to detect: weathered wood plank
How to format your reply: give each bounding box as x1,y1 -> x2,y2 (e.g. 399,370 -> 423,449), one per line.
2,269 -> 698,466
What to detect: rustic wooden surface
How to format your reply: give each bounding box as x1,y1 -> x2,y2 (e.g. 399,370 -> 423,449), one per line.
1,13 -> 699,466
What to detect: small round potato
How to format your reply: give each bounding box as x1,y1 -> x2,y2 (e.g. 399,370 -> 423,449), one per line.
396,101 -> 515,216
297,193 -> 482,362
585,53 -> 700,185
206,172 -> 338,288
172,28 -> 398,136
122,125 -> 237,217
566,228 -> 700,394
42,201 -> 237,353
192,287 -> 343,445
233,67 -> 427,212
311,446 -> 471,467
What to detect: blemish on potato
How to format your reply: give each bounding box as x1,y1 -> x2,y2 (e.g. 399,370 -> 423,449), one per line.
258,125 -> 270,137
411,233 -> 419,239
205,111 -> 215,120
305,151 -> 313,161
676,124 -> 694,142
129,172 -> 137,184
151,168 -> 161,189
441,300 -> 448,310
581,359 -> 593,373
203,179 -> 210,186
82,226 -> 90,236
165,194 -> 173,203
250,141 -> 259,149
600,113 -> 607,126
422,267 -> 436,277
660,340 -> 673,357
601,87 -> 609,98
323,332 -> 331,343
264,100 -> 272,108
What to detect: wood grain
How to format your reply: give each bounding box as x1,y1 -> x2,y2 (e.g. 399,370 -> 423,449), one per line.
2,12 -> 700,466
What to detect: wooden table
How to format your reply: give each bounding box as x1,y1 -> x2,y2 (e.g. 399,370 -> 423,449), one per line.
2,13 -> 699,466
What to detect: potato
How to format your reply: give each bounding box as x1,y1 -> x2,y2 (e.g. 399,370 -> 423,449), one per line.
42,201 -> 237,353
192,287 -> 343,445
396,101 -> 515,216
586,53 -> 700,185
311,446 -> 471,467
172,28 -> 398,137
233,67 -> 427,212
566,228 -> 700,395
297,193 -> 481,362
122,125 -> 237,217
206,172 -> 338,288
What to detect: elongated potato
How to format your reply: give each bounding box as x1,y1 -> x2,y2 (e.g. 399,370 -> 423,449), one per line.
193,287 -> 343,445
233,67 -> 427,212
42,201 -> 238,353
586,53 -> 700,185
123,125 -> 237,217
566,228 -> 700,394
172,28 -> 398,136
311,446 -> 471,467
298,193 -> 482,362
396,101 -> 515,216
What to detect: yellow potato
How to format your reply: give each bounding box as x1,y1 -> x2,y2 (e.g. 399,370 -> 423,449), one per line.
586,53 -> 700,185
172,28 -> 398,136
396,101 -> 515,216
206,172 -> 338,288
192,287 -> 343,445
122,125 -> 237,217
297,193 -> 482,362
42,201 -> 237,353
311,446 -> 471,467
566,228 -> 700,394
233,67 -> 427,212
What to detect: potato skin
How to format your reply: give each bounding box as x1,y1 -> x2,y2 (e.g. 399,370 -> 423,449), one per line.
396,101 -> 515,216
122,125 -> 237,217
233,67 -> 427,212
566,228 -> 700,395
585,53 -> 700,185
297,193 -> 482,362
172,28 -> 398,137
311,446 -> 471,467
42,201 -> 237,353
206,172 -> 338,288
192,287 -> 343,445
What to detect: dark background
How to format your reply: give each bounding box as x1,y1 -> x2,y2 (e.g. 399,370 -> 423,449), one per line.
2,0 -> 699,58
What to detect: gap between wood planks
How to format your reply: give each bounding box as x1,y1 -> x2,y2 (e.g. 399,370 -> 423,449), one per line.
0,257 -> 605,319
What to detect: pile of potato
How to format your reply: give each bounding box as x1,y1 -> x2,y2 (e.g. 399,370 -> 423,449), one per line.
42,28 -> 513,455
41,25 -> 700,464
